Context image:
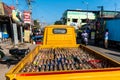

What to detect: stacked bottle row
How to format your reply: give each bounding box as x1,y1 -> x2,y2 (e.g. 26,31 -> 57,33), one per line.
20,48 -> 109,72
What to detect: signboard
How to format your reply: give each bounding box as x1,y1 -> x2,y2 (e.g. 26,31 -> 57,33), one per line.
24,30 -> 30,42
67,11 -> 95,19
12,10 -> 20,22
23,11 -> 31,24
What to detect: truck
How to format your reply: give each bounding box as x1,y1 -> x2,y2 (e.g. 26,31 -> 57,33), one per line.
106,19 -> 120,48
6,25 -> 120,80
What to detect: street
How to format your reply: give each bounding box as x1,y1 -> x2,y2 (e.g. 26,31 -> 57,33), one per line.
1,0 -> 120,79
0,39 -> 120,80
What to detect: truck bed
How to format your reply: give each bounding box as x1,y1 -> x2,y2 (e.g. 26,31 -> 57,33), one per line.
21,47 -> 116,72
6,45 -> 120,80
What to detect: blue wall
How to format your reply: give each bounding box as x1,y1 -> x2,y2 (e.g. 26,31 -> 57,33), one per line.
106,19 -> 120,42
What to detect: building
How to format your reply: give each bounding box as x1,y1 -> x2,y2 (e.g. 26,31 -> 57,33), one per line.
0,2 -> 25,44
0,2 -> 12,40
61,9 -> 120,29
61,9 -> 96,29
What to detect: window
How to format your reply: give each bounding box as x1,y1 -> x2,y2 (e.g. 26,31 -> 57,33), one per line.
72,19 -> 78,22
53,28 -> 67,34
81,19 -> 87,23
68,18 -> 70,22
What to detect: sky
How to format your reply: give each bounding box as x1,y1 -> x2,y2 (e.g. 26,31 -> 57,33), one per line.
2,0 -> 120,24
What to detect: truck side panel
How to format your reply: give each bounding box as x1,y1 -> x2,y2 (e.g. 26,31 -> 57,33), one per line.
7,69 -> 120,80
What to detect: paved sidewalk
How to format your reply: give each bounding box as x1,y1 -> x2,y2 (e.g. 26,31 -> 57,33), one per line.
87,45 -> 120,63
77,39 -> 120,62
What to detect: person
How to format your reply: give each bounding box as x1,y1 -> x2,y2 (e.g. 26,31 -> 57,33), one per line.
81,30 -> 88,45
76,28 -> 82,44
104,29 -> 109,48
95,30 -> 100,46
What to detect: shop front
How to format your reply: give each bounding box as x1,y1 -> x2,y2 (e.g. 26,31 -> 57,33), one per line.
0,2 -> 12,42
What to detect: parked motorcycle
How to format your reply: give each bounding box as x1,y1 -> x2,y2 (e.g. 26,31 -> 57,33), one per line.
9,48 -> 30,60
0,47 -> 19,68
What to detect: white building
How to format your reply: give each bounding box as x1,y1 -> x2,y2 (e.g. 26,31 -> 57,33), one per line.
61,10 -> 96,29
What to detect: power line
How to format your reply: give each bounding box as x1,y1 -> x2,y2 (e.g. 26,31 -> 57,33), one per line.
16,0 -> 19,9
114,3 -> 117,16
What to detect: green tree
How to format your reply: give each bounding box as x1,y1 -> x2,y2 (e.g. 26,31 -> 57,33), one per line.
34,20 -> 41,29
54,20 -> 62,25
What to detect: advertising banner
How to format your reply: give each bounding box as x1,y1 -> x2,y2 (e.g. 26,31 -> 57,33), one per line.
23,11 -> 31,24
24,30 -> 30,42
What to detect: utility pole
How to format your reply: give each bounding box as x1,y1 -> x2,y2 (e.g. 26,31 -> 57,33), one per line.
26,0 -> 32,42
114,3 -> 117,16
27,0 -> 32,14
97,6 -> 104,18
27,0 -> 32,30
16,0 -> 19,9
97,6 -> 104,38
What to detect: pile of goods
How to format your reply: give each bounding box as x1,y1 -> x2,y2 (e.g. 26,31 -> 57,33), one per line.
21,48 -> 110,72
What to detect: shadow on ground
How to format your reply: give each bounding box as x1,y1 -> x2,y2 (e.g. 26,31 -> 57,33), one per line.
77,38 -> 120,52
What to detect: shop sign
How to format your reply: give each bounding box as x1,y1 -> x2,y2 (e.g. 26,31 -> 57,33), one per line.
24,30 -> 30,42
23,11 -> 31,24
